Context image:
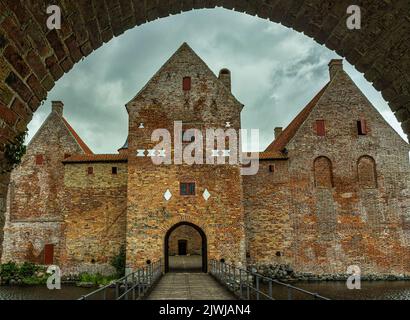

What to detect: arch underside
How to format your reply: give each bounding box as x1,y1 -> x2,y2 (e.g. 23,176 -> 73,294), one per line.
164,221 -> 207,273
0,0 -> 409,258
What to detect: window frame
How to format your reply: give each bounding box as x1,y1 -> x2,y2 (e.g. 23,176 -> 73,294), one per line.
357,119 -> 368,135
315,119 -> 326,137
180,182 -> 196,196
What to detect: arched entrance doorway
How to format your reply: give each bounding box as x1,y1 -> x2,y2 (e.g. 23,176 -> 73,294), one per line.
164,222 -> 207,273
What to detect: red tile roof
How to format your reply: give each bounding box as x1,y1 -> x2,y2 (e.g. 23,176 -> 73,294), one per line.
258,151 -> 288,160
62,154 -> 128,163
265,83 -> 329,155
62,118 -> 93,155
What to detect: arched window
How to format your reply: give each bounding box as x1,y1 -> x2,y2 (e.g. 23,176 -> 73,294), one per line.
357,156 -> 377,188
314,156 -> 333,188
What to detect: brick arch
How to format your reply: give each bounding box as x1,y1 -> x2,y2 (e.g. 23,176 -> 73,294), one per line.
1,1 -> 410,257
158,214 -> 211,239
163,220 -> 208,272
313,156 -> 334,188
357,155 -> 377,188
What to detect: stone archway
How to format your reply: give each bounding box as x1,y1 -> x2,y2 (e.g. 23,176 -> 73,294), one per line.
1,1 -> 409,258
164,222 -> 207,273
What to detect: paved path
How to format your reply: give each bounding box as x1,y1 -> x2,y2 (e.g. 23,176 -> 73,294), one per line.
147,273 -> 235,300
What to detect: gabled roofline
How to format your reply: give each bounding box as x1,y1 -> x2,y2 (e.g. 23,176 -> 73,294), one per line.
265,83 -> 329,153
27,110 -> 94,155
61,117 -> 93,154
125,42 -> 244,112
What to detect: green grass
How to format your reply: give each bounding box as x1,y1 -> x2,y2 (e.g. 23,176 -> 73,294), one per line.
78,273 -> 117,286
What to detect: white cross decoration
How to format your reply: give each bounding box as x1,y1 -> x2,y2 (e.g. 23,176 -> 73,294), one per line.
147,149 -> 157,157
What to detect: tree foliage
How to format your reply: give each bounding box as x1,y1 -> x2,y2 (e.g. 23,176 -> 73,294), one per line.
110,245 -> 126,278
4,130 -> 27,169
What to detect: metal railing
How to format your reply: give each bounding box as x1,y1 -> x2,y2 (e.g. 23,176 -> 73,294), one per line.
79,259 -> 162,300
209,260 -> 330,300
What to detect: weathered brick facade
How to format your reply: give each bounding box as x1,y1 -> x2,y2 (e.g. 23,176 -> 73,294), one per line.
125,43 -> 246,271
1,1 -> 410,270
2,45 -> 409,277
1,101 -> 90,265
245,60 -> 410,276
169,225 -> 202,256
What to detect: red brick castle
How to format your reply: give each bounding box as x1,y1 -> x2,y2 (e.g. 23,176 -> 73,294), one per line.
2,44 -> 409,278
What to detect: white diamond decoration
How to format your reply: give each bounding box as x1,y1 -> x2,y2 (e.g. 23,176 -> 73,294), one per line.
225,122 -> 231,128
203,189 -> 211,201
164,189 -> 172,201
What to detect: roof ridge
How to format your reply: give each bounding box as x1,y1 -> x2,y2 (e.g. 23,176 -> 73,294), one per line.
126,42 -> 243,108
63,153 -> 128,163
61,117 -> 93,154
265,83 -> 329,153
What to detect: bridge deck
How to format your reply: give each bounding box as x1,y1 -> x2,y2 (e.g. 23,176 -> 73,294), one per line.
147,273 -> 235,300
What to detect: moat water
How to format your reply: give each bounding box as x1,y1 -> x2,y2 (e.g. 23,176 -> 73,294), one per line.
0,281 -> 410,300
0,285 -> 94,300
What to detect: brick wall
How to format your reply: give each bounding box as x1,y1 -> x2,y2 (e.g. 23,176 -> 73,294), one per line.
1,0 -> 410,264
1,108 -> 84,264
125,44 -> 246,269
244,66 -> 410,276
61,162 -> 127,275
169,225 -> 202,256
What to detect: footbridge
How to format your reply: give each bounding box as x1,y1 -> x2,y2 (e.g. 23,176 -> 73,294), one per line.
79,259 -> 329,301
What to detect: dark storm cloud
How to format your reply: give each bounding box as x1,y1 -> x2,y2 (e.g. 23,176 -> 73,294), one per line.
28,8 -> 407,154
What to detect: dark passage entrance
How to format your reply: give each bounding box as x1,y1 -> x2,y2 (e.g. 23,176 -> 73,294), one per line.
164,222 -> 207,273
178,240 -> 187,255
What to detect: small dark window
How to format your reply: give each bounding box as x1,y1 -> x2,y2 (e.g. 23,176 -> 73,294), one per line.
146,260 -> 152,265
316,120 -> 325,136
35,154 -> 44,165
64,153 -> 71,159
269,165 -> 275,173
183,77 -> 191,91
112,167 -> 118,175
180,182 -> 195,196
357,119 -> 368,135
276,251 -> 282,257
87,167 -> 93,175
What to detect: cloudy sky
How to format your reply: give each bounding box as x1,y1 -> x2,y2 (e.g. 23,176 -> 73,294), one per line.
28,8 -> 407,154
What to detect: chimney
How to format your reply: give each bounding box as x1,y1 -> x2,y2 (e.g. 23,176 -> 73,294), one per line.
328,59 -> 343,80
218,68 -> 231,91
274,127 -> 283,140
52,101 -> 64,117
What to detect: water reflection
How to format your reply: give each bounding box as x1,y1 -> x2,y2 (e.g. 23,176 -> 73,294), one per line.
0,281 -> 410,300
0,285 -> 94,300
266,281 -> 410,300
